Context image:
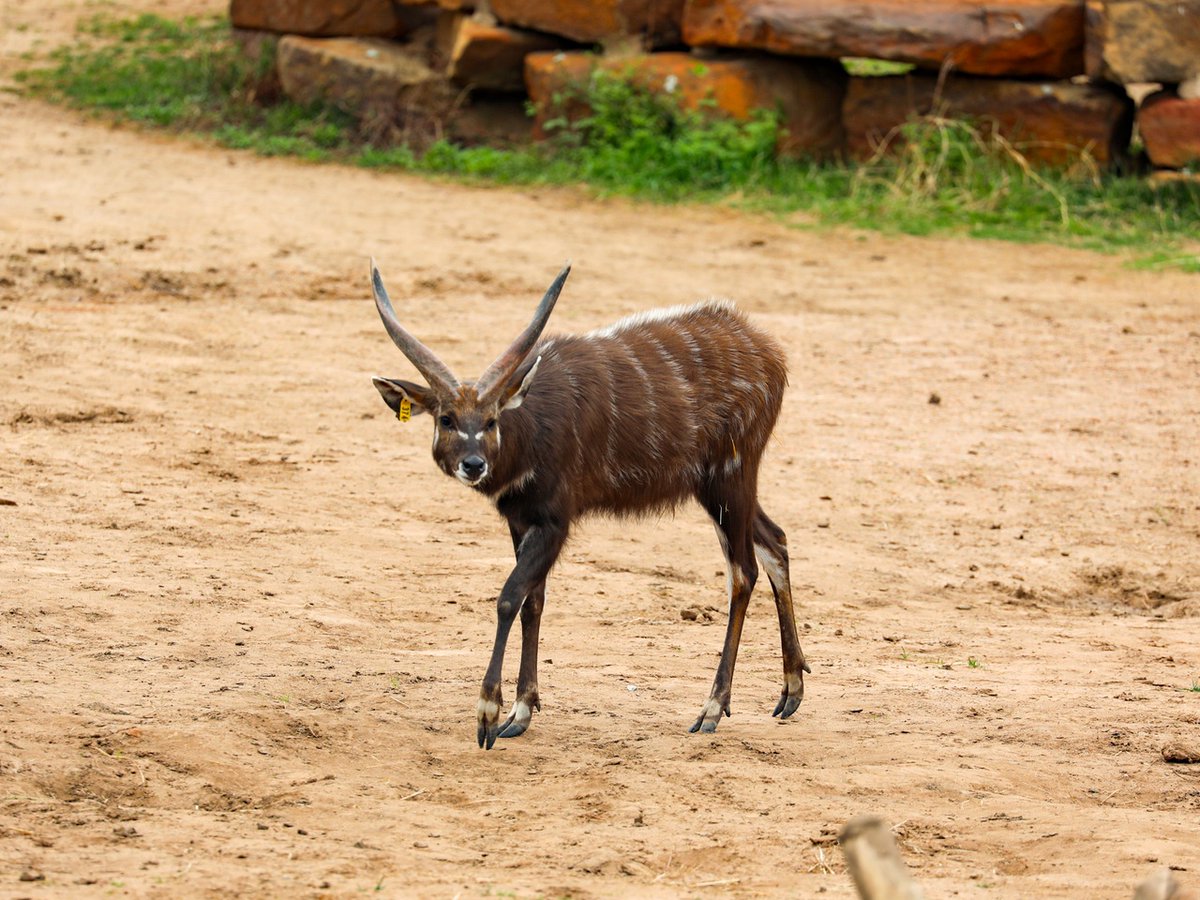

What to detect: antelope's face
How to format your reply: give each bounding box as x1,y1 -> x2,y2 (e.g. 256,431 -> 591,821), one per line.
369,261 -> 562,490
434,388 -> 502,486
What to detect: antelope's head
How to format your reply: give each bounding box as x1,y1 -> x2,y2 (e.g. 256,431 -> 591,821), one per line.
370,261 -> 570,488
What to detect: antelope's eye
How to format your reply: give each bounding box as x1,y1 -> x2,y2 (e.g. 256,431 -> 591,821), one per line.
484,419 -> 497,432
439,415 -> 454,429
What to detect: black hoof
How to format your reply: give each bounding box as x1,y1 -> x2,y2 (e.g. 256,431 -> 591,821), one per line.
772,693 -> 803,719
497,718 -> 529,739
689,700 -> 728,734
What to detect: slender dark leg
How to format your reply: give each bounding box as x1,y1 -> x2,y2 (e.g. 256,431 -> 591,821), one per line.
690,475 -> 758,734
498,582 -> 546,738
477,521 -> 566,749
753,506 -> 810,718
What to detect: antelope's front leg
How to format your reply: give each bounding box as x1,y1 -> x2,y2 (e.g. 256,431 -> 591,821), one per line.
497,583 -> 545,739
477,523 -> 565,749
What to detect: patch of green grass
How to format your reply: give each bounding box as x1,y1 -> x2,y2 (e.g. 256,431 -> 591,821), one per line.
537,68 -> 781,200
18,13 -> 356,159
842,57 -> 915,77
1189,679 -> 1200,693
967,657 -> 981,669
16,13 -> 1200,269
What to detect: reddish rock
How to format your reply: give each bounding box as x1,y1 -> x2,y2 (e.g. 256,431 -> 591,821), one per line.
439,14 -> 563,91
683,0 -> 1085,79
277,36 -> 452,119
492,0 -> 685,48
525,50 -> 846,157
230,0 -> 408,37
843,72 -> 1133,166
1085,0 -> 1200,85
1140,92 -> 1200,169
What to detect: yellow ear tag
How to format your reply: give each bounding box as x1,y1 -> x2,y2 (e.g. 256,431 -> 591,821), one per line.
397,398 -> 411,422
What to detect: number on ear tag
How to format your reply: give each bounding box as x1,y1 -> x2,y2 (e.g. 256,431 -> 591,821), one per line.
398,398 -> 411,422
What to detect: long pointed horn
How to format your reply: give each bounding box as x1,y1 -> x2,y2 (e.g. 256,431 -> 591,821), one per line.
476,263 -> 571,400
371,260 -> 458,393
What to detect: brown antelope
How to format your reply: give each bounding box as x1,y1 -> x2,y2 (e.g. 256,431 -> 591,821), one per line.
369,261 -> 809,748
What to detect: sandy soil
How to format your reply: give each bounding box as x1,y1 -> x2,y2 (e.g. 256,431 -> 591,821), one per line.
2,2 -> 1200,897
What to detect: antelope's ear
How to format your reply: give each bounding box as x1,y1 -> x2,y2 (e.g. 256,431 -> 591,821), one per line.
372,377 -> 435,417
499,354 -> 541,412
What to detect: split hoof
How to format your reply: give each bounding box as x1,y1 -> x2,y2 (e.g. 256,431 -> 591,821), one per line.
772,670 -> 806,719
689,697 -> 730,734
476,697 -> 501,750
497,698 -> 536,739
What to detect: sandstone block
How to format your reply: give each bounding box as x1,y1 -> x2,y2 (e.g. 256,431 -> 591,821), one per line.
492,0 -> 685,48
1139,92 -> 1200,169
525,50 -> 846,157
1086,0 -> 1200,85
843,73 -> 1133,166
230,0 -> 408,37
277,35 -> 451,118
683,0 -> 1085,79
440,14 -> 563,91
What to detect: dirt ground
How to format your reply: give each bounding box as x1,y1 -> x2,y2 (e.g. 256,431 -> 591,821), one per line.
2,2 -> 1200,897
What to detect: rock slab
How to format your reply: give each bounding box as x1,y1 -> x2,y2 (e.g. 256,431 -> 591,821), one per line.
1086,0 -> 1200,85
1140,93 -> 1200,169
682,0 -> 1086,78
231,0 -> 407,37
843,73 -> 1133,166
440,14 -> 563,91
492,0 -> 685,47
277,35 -> 450,117
525,50 -> 846,157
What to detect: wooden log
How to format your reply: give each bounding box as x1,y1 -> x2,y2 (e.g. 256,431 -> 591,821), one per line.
838,816 -> 924,900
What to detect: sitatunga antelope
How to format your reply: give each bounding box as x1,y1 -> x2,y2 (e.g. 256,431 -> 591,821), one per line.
369,261 -> 809,748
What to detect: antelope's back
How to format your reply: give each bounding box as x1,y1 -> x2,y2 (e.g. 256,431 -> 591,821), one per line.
532,300 -> 787,516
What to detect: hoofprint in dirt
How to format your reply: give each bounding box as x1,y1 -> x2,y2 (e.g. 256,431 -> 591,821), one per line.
3,8 -> 1200,900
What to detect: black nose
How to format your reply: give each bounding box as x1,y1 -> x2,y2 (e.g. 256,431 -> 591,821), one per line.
462,455 -> 486,477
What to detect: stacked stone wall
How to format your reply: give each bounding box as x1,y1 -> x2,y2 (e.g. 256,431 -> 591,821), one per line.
230,0 -> 1200,170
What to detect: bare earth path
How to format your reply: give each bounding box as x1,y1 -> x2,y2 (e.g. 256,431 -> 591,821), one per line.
2,2 -> 1200,897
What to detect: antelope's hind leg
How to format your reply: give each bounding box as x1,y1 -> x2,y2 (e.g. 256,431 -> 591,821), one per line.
754,506 -> 810,719
690,481 -> 758,734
